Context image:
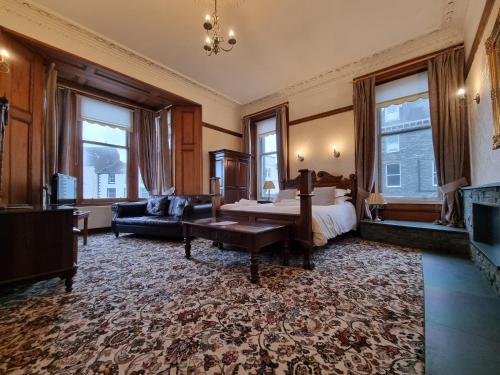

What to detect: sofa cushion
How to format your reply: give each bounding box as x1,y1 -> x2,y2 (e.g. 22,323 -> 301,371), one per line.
115,216 -> 181,227
168,196 -> 189,217
146,195 -> 169,216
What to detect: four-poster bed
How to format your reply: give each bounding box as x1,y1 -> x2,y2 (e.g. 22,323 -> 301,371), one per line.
211,169 -> 357,269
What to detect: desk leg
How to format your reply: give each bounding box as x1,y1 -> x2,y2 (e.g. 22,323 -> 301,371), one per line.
250,249 -> 259,284
184,226 -> 192,259
83,217 -> 88,246
282,240 -> 290,266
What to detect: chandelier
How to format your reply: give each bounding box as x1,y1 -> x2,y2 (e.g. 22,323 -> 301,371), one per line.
203,0 -> 237,56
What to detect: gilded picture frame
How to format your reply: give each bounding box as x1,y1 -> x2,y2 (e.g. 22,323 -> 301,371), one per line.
486,10 -> 500,149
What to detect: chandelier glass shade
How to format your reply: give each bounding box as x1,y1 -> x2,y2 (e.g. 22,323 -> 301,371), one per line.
203,0 -> 236,55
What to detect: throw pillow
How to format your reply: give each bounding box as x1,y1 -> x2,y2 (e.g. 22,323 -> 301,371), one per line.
146,195 -> 169,216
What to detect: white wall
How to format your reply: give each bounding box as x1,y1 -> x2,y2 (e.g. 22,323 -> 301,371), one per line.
289,111 -> 355,178
465,1 -> 500,185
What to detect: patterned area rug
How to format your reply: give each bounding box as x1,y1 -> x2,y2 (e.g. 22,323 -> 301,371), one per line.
0,234 -> 424,374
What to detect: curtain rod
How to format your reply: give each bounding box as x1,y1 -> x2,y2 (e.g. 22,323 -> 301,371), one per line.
242,102 -> 289,119
57,83 -> 151,112
352,44 -> 465,83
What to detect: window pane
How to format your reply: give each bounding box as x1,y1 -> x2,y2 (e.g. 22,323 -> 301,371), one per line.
83,144 -> 127,199
378,96 -> 438,198
82,121 -> 127,147
138,170 -> 149,199
259,132 -> 277,154
259,153 -> 279,199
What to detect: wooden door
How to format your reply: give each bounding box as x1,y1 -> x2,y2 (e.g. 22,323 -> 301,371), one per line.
237,160 -> 249,200
172,105 -> 202,194
0,34 -> 44,205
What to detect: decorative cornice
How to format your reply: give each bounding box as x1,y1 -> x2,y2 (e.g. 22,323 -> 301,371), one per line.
0,0 -> 241,106
244,27 -> 463,108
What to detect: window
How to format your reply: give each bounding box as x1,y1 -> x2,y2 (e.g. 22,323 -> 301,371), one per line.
107,188 -> 116,198
80,96 -> 133,200
376,72 -> 439,200
385,135 -> 400,153
138,171 -> 149,199
256,117 -> 279,200
386,163 -> 401,187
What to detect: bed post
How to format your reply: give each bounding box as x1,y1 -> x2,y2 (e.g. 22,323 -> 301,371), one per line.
298,169 -> 314,270
210,177 -> 221,219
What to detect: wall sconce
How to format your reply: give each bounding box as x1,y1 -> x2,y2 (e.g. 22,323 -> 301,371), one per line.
332,145 -> 340,159
297,153 -> 304,162
457,87 -> 480,105
0,49 -> 9,74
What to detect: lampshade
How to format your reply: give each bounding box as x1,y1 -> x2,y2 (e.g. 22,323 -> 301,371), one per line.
367,192 -> 386,205
263,180 -> 275,190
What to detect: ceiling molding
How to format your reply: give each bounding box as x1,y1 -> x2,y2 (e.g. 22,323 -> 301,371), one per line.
243,26 -> 463,108
0,0 -> 241,105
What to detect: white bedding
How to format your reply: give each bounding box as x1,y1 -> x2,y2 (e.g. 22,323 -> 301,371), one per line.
220,201 -> 357,246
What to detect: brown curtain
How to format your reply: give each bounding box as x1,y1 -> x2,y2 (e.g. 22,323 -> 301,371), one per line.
56,88 -> 77,175
242,117 -> 255,199
428,48 -> 469,227
137,109 -> 160,195
353,77 -> 376,222
43,63 -> 58,204
158,109 -> 172,194
276,105 -> 289,189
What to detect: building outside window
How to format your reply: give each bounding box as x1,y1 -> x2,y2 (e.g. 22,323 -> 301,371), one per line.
256,117 -> 279,200
107,188 -> 116,198
80,96 -> 132,200
376,72 -> 439,200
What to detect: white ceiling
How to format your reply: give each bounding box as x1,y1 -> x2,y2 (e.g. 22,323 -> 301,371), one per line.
33,0 -> 469,104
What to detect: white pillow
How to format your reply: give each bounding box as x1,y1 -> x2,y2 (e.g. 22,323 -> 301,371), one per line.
335,196 -> 352,204
335,188 -> 351,197
275,199 -> 299,206
312,186 -> 336,206
273,189 -> 297,202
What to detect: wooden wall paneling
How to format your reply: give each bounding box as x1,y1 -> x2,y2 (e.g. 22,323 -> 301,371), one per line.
172,105 -> 202,194
0,34 -> 44,205
382,203 -> 441,222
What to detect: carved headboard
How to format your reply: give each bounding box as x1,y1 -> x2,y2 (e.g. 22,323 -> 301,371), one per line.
283,171 -> 357,203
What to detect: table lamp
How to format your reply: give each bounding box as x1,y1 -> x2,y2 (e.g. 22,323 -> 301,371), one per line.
367,192 -> 386,222
263,180 -> 275,201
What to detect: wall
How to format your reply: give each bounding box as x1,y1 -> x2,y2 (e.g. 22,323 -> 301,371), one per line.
465,1 -> 500,185
288,111 -> 355,178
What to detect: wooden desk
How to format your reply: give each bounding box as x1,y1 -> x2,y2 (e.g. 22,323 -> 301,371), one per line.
0,206 -> 76,292
183,218 -> 293,284
73,211 -> 91,245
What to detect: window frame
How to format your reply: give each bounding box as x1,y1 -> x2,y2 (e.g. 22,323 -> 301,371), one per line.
77,95 -> 136,205
375,71 -> 442,204
257,128 -> 278,200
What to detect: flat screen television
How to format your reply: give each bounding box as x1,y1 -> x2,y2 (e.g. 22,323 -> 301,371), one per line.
52,173 -> 77,205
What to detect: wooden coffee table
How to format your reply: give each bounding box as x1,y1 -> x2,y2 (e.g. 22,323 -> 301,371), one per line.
183,218 -> 291,284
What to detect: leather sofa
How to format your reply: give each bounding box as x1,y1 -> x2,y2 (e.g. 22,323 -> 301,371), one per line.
112,195 -> 212,238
